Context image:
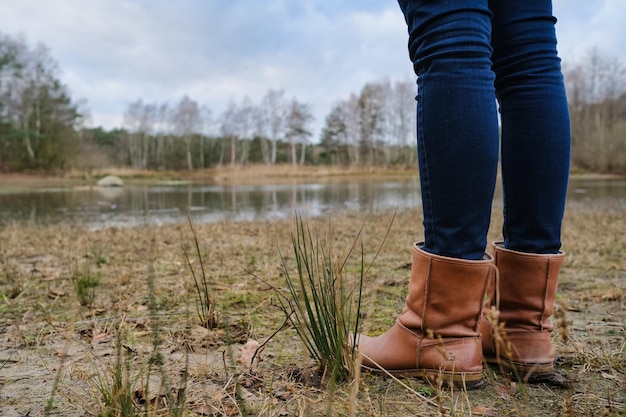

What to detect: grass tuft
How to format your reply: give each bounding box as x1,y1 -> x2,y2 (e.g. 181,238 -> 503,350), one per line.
71,264 -> 101,307
274,213 -> 393,385
92,315 -> 138,416
183,214 -> 218,329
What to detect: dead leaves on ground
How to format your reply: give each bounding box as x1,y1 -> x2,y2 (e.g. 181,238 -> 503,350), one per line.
236,339 -> 264,368
599,288 -> 623,302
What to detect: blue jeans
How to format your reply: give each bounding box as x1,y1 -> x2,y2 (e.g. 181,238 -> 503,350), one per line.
398,0 -> 570,259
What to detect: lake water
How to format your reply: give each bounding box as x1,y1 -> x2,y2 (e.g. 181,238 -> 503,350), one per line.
1,177 -> 624,230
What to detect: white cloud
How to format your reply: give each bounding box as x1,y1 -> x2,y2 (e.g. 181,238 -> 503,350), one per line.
554,0 -> 626,63
1,0 -> 624,133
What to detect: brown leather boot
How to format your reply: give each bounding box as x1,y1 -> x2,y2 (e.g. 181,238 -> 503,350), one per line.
355,242 -> 493,389
480,242 -> 565,381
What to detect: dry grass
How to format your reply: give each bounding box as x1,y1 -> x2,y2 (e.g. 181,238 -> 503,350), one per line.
0,204 -> 624,416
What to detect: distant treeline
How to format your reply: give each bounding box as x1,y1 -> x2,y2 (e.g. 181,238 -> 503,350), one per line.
1,32 -> 625,174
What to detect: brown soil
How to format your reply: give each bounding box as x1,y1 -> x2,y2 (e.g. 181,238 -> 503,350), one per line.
0,205 -> 624,416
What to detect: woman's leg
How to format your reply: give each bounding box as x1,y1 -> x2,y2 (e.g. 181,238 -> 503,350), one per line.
399,0 -> 500,260
480,0 -> 571,381
490,0 -> 570,254
352,0 -> 497,389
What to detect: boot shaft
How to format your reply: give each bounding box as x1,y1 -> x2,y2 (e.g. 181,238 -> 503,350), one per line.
402,242 -> 494,338
493,242 -> 565,332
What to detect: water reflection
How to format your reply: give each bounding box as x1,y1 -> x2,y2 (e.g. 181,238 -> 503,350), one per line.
0,177 -> 624,229
0,180 -> 424,229
565,178 -> 626,210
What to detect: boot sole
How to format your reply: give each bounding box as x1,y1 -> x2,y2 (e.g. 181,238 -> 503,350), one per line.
484,356 -> 554,382
360,365 -> 485,390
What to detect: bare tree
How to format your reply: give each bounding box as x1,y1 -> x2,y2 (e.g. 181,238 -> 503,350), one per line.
565,47 -> 626,172
220,100 -> 239,166
154,102 -> 170,170
237,97 -> 254,165
390,79 -> 416,165
320,102 -> 349,165
285,98 -> 314,165
172,95 -> 200,170
260,89 -> 286,164
0,33 -> 80,169
123,99 -> 156,169
199,105 -> 213,169
344,94 -> 362,165
252,102 -> 270,164
319,78 -> 416,167
358,82 -> 388,166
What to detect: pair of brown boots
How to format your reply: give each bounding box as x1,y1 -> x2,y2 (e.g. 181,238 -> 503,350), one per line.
356,241 -> 565,389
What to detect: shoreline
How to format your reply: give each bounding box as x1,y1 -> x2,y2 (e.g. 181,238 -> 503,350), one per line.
0,165 -> 622,191
0,165 -> 416,190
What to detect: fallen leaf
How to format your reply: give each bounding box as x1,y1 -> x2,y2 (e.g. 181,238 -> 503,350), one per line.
472,406 -> 499,416
193,404 -> 210,415
84,308 -> 107,318
223,402 -> 240,416
92,332 -> 110,343
601,372 -> 621,384
48,288 -> 66,298
600,289 -> 623,302
237,339 -> 264,367
493,382 -> 518,400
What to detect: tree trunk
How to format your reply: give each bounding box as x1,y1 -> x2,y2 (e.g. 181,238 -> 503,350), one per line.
271,139 -> 277,164
22,117 -> 35,160
185,136 -> 193,170
290,139 -> 297,166
261,137 -> 270,164
230,137 -> 237,166
200,136 -> 205,169
217,136 -> 225,167
299,141 -> 306,165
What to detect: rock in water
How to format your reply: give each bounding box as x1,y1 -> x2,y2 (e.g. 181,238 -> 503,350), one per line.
96,175 -> 124,187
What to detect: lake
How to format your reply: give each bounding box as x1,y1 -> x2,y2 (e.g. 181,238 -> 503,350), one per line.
1,177 -> 624,230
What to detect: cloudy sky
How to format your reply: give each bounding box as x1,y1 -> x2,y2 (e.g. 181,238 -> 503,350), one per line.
1,0 -> 624,136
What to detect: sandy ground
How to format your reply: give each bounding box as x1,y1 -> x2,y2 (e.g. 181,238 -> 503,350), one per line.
0,204 -> 624,416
